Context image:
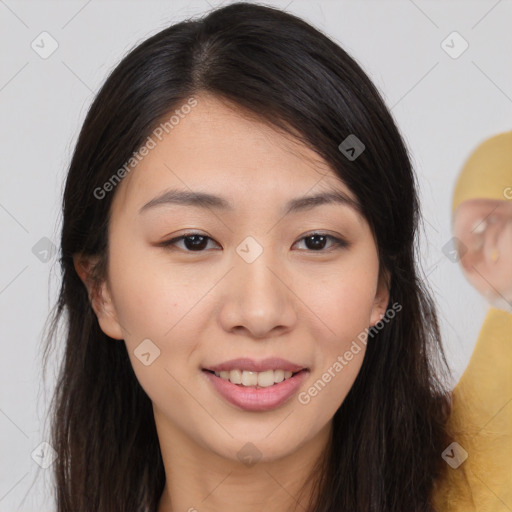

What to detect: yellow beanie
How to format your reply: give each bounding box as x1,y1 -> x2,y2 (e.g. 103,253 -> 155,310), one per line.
452,130 -> 512,213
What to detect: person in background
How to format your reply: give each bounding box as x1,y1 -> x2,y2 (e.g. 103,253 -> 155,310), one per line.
433,130 -> 512,511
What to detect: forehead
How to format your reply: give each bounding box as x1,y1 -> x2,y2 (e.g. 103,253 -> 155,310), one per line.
455,198 -> 512,216
110,94 -> 359,218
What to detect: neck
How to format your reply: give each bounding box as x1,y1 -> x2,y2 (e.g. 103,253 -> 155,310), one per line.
156,421 -> 332,512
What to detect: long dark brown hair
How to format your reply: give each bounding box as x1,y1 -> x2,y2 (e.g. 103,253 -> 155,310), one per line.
41,2 -> 453,510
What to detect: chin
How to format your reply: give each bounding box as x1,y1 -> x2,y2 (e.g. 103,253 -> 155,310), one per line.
485,291 -> 512,312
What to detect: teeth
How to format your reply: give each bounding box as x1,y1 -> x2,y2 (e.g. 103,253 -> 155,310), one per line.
214,369 -> 295,387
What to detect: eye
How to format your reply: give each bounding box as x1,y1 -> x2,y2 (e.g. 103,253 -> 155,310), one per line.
293,232 -> 349,252
160,232 -> 220,252
159,231 -> 348,253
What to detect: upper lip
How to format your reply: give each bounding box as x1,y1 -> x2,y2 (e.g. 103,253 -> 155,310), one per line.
203,357 -> 308,373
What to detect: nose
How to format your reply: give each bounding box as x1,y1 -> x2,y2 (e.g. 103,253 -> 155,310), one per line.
217,245 -> 298,339
482,216 -> 502,264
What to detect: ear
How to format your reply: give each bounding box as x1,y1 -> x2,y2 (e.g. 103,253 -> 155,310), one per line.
73,254 -> 124,340
370,268 -> 390,327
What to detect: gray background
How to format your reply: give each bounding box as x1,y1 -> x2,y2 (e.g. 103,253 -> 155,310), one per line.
1,0 -> 511,509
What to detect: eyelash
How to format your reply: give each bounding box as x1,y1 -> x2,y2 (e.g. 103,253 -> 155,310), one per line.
159,231 -> 349,253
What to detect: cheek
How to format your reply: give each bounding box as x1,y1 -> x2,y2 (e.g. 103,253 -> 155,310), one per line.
301,255 -> 379,338
297,296 -> 369,432
106,233 -> 217,378
294,252 -> 377,414
453,208 -> 486,253
107,225 -> 207,332
495,223 -> 512,283
106,248 -> 210,412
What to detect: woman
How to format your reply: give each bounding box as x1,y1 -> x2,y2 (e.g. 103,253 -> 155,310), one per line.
42,3 -> 454,511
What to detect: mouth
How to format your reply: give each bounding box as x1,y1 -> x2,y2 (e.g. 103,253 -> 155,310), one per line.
201,368 -> 310,411
202,368 -> 307,389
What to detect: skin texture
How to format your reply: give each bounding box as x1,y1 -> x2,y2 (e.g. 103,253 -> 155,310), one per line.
453,198 -> 512,309
75,94 -> 389,512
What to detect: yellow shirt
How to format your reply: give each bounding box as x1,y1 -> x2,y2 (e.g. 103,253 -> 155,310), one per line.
432,307 -> 512,511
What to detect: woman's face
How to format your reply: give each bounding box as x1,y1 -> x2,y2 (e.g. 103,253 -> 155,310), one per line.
84,94 -> 389,464
453,198 -> 512,309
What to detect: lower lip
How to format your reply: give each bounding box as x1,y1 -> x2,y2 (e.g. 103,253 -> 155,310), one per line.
202,369 -> 309,412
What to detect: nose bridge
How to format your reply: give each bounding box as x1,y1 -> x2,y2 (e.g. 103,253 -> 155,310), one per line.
218,234 -> 296,336
234,234 -> 284,304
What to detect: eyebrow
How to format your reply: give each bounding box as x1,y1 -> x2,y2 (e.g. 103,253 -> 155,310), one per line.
139,188 -> 361,217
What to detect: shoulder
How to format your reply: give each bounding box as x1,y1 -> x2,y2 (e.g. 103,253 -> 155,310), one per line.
431,308 -> 512,511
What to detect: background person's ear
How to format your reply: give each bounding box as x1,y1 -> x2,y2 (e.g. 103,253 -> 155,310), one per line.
370,268 -> 391,327
73,255 -> 124,340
